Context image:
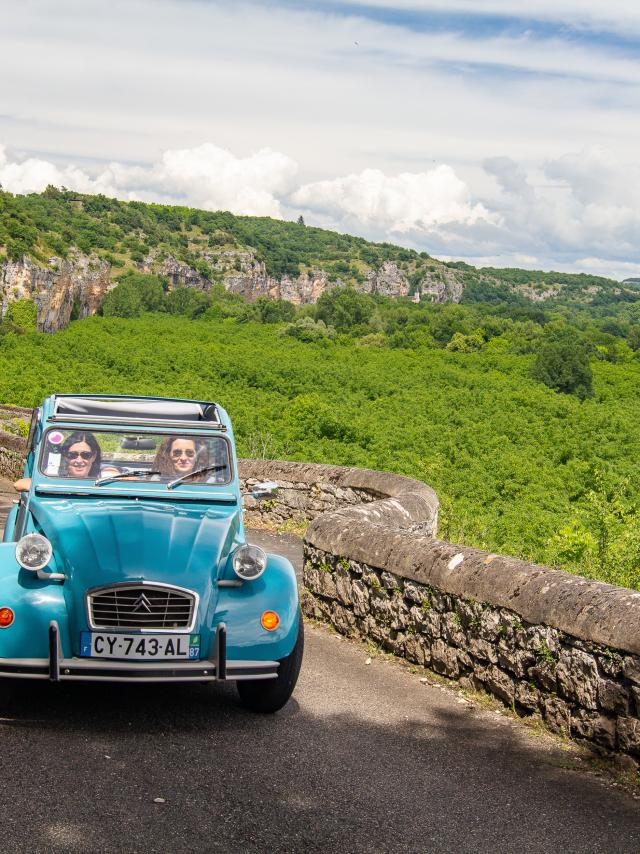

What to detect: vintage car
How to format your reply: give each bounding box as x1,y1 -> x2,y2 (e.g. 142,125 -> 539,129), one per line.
0,394 -> 303,712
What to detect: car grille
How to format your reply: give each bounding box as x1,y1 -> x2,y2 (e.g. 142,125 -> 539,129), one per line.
87,584 -> 197,631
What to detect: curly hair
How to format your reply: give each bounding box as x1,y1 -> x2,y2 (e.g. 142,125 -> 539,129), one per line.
153,436 -> 209,478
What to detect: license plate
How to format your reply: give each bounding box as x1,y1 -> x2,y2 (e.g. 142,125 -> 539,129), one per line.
80,632 -> 200,660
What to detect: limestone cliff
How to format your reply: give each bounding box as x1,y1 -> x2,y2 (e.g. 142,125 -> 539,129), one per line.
1,254 -> 112,332
0,248 -> 458,333
141,251 -> 414,304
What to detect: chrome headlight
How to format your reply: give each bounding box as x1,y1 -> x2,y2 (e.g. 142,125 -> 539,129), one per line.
16,533 -> 52,572
232,544 -> 267,581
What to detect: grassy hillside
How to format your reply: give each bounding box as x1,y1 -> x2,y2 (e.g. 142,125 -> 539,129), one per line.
2,312 -> 640,591
0,188 -> 631,304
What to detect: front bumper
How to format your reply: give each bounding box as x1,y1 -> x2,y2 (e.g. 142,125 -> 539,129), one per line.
0,622 -> 280,683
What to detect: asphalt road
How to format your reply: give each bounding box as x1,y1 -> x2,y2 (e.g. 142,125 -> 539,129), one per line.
0,505 -> 638,851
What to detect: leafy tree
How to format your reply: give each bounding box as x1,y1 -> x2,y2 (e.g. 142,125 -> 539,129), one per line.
5,299 -> 37,332
115,272 -> 166,312
239,297 -> 295,324
280,316 -> 336,342
446,331 -> 484,353
102,282 -> 143,318
532,328 -> 593,399
315,287 -> 375,333
164,287 -> 211,317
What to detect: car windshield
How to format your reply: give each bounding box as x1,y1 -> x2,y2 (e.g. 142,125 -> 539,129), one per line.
38,429 -> 232,485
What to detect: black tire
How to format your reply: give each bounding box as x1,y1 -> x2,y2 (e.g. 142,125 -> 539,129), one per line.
237,615 -> 304,713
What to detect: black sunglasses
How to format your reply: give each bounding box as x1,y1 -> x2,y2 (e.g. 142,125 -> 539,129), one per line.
64,450 -> 94,460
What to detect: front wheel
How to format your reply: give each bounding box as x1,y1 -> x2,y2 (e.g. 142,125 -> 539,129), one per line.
237,615 -> 304,713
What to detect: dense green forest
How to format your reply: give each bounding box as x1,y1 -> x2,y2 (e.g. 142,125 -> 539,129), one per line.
1,309 -> 640,592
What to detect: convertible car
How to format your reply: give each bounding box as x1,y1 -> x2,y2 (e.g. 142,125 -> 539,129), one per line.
0,394 -> 303,712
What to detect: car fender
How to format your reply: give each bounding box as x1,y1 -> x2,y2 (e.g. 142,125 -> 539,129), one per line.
212,553 -> 300,662
0,543 -> 69,659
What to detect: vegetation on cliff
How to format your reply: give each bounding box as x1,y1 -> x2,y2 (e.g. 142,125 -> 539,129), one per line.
0,188 -> 634,305
1,312 -> 640,591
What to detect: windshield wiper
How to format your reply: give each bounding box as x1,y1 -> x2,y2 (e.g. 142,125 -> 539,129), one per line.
94,469 -> 161,486
167,464 -> 227,490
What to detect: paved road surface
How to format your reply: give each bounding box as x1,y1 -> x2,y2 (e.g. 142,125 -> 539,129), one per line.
0,498 -> 638,851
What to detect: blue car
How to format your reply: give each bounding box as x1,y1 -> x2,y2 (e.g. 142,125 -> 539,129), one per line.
0,394 -> 303,712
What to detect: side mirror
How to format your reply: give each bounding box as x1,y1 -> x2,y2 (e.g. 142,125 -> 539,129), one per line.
251,481 -> 279,500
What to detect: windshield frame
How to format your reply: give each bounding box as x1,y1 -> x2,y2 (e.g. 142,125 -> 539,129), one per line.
37,427 -> 234,488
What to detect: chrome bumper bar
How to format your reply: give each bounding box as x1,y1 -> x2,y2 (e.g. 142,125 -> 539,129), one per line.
0,622 -> 279,683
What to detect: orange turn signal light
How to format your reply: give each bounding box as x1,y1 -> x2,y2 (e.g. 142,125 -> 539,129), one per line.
261,610 -> 280,631
0,607 -> 14,628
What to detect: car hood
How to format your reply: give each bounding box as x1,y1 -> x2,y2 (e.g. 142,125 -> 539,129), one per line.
29,496 -> 242,645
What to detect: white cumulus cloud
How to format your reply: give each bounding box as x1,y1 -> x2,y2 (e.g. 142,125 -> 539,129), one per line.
292,165 -> 497,234
0,143 -> 298,217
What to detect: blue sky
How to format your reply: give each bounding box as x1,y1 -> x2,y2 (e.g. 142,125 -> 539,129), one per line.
1,0 -> 639,279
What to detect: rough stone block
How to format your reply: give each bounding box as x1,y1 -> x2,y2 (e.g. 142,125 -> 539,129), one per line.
423,610 -> 442,639
597,678 -> 630,716
300,590 -> 323,620
407,605 -> 427,632
390,595 -> 410,631
380,571 -> 400,591
515,681 -> 540,711
483,665 -> 515,706
455,599 -> 481,629
617,717 -> 640,755
623,656 -> 640,686
631,686 -> 640,718
468,636 -> 498,664
362,569 -> 383,589
405,634 -> 428,667
498,647 -> 534,679
335,566 -> 352,606
527,626 -> 561,656
478,610 -> 501,642
571,710 -> 616,750
441,613 -> 465,647
528,661 -> 557,693
319,570 -> 338,600
403,580 -> 430,605
332,602 -> 357,636
543,697 -> 572,735
303,566 -> 322,595
351,579 -> 370,617
597,652 -> 624,680
456,649 -> 473,671
430,590 -> 452,613
556,648 -> 598,710
459,673 -> 485,694
430,639 -> 459,678
370,590 -> 393,621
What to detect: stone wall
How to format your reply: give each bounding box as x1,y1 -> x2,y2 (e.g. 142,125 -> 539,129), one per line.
238,459 -> 640,766
0,406 -> 30,481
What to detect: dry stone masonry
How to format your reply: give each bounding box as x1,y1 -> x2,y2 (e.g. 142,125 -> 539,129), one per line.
238,459 -> 640,767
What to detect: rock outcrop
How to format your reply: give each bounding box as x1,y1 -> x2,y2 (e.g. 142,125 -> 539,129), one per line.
1,254 -> 113,332
0,248 -> 460,333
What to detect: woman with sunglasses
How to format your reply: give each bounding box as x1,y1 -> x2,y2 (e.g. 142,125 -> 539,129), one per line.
13,430 -> 102,491
153,436 -> 209,480
59,432 -> 102,479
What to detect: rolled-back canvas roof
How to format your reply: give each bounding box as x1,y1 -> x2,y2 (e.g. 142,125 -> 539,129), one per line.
54,396 -> 219,422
